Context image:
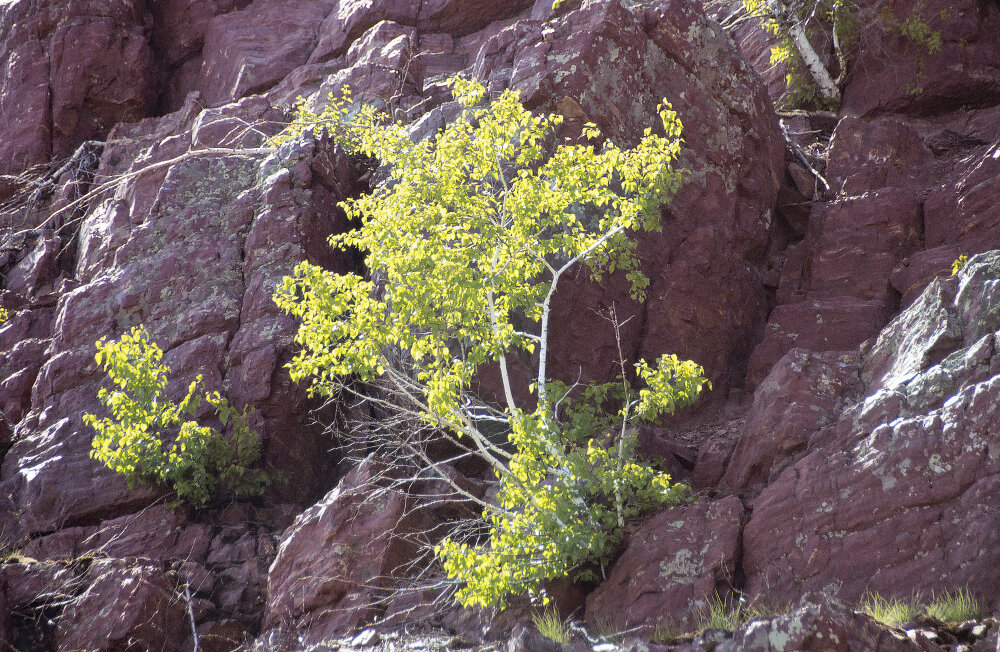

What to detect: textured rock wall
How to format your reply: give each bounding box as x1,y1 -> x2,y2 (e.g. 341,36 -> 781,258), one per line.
3,0 -> 1000,647
0,0 -> 783,646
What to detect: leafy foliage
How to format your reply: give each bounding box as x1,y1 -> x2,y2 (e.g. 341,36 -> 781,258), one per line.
0,306 -> 8,324
952,254 -> 969,275
879,6 -> 943,55
84,326 -> 269,507
743,0 -> 855,110
273,77 -> 708,608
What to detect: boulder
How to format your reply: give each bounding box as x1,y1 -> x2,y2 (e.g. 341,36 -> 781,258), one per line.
841,0 -> 1000,117
717,594 -> 927,652
265,457 -> 433,643
742,252 -> 1000,607
924,143 -> 1000,255
746,296 -> 890,387
0,0 -> 157,187
825,116 -> 938,196
1,98 -> 350,532
747,187 -> 923,385
585,496 -> 744,633
722,349 -> 861,493
196,0 -> 337,107
56,560 -> 188,652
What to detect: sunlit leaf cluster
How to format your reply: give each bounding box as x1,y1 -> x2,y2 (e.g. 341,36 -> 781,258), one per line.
439,357 -> 706,608
273,77 -> 707,607
84,326 -> 269,507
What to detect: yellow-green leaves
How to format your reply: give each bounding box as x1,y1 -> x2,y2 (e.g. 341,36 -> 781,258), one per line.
272,76 -> 703,609
84,326 -> 269,508
275,78 -> 684,418
952,254 -> 969,275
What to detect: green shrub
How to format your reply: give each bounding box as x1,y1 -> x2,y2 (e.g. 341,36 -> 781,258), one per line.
952,254 -> 969,275
273,77 -> 708,608
84,326 -> 269,508
879,6 -> 943,54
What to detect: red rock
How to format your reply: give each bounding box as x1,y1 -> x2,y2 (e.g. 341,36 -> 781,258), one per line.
197,0 -> 337,107
742,253 -> 1000,608
585,496 -> 744,633
0,2 -> 51,191
716,594 -> 926,652
3,98 -> 350,530
265,457 -> 434,642
722,349 -> 861,493
802,188 -> 923,302
150,0 -> 253,67
56,560 -> 188,652
748,186 -> 924,385
825,116 -> 937,196
691,436 -> 735,489
890,245 -> 961,309
924,144 -> 1000,254
469,0 -> 782,393
21,505 -> 214,563
842,0 -> 1000,117
47,3 -> 158,158
746,297 -> 891,388
0,561 -> 82,610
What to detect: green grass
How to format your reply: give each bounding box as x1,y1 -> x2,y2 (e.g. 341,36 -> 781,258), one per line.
860,589 -> 986,627
860,592 -> 923,628
651,620 -> 685,643
925,588 -> 984,624
532,609 -> 570,645
690,594 -> 790,634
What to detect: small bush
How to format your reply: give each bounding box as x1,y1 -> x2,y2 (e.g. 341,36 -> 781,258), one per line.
952,254 -> 969,275
879,7 -> 943,54
84,326 -> 269,507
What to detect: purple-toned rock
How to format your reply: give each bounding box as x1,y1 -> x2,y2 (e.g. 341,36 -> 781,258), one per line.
56,560 -> 188,652
21,505 -> 214,563
746,297 -> 890,387
842,0 -> 1000,117
803,188 -> 923,302
747,187 -> 922,385
742,252 -> 1000,607
2,99 -> 349,532
722,349 -> 861,493
825,116 -> 937,196
924,143 -> 1000,255
197,0 -> 337,107
585,496 -> 744,633
716,594 -> 926,652
265,457 -> 432,642
0,0 -> 157,190
891,245 -> 961,309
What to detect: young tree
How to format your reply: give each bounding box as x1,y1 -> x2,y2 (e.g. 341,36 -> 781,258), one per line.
273,78 -> 710,608
735,0 -> 856,107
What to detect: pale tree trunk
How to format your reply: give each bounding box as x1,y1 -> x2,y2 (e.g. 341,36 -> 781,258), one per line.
767,0 -> 842,104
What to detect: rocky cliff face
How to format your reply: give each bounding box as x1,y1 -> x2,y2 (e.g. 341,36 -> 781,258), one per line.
1,0 -> 1000,649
